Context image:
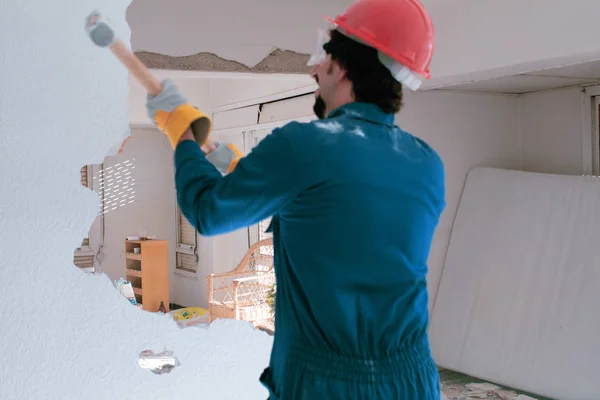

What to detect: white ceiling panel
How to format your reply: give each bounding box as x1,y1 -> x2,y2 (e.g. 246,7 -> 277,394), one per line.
527,60 -> 600,79
439,74 -> 598,94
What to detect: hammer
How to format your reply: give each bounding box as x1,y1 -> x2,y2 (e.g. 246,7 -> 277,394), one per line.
84,11 -> 212,150
85,11 -> 162,96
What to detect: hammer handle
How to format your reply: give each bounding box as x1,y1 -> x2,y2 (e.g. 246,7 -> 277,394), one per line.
109,39 -> 162,96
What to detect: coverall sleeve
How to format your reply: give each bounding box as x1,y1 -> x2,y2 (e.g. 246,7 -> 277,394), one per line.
174,126 -> 304,236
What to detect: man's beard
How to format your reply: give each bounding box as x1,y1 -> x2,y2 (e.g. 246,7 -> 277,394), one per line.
313,95 -> 326,120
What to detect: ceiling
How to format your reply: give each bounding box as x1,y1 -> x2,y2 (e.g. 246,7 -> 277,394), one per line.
127,0 -> 448,68
126,0 -> 600,95
437,60 -> 600,94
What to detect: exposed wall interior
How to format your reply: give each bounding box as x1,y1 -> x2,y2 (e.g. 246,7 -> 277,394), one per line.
136,50 -> 311,74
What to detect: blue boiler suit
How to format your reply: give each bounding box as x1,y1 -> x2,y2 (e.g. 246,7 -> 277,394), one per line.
174,102 -> 446,399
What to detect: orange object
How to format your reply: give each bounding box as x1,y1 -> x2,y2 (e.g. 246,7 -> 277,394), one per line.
125,239 -> 169,312
225,143 -> 244,174
325,0 -> 434,79
109,39 -> 163,96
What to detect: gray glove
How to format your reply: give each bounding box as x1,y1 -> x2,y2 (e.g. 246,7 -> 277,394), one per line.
146,79 -> 187,121
205,142 -> 243,175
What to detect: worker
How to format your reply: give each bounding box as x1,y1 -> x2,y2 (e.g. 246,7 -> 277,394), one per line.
146,0 -> 445,398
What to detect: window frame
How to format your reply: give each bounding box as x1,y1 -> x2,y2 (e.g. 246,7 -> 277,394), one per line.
175,202 -> 199,275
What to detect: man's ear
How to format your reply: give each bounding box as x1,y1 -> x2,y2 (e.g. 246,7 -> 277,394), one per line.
331,61 -> 348,82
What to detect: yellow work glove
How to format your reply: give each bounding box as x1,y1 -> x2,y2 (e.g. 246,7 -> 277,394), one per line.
146,79 -> 212,148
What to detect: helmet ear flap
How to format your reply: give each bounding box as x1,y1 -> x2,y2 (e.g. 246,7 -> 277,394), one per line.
377,53 -> 423,91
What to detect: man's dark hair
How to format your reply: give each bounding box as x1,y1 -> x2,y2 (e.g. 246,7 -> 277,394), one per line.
324,29 -> 403,114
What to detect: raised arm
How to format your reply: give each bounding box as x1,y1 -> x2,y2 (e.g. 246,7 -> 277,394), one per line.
174,125 -> 304,235
145,79 -> 306,235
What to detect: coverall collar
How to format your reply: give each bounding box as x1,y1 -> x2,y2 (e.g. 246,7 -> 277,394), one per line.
327,102 -> 396,127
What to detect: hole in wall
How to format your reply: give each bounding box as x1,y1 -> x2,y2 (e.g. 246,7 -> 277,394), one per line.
71,126 -> 280,333
75,2 -> 316,337
69,70 -> 311,336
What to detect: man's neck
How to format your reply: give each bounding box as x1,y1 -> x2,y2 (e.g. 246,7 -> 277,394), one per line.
326,93 -> 354,117
325,82 -> 356,116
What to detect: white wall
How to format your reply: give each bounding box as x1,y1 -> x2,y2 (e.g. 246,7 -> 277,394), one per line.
128,75 -> 212,126
0,1 -> 273,399
128,75 -> 213,308
519,87 -> 586,175
128,71 -> 314,126
402,87 -> 592,313
398,91 -> 521,313
210,78 -> 314,110
99,128 -> 177,289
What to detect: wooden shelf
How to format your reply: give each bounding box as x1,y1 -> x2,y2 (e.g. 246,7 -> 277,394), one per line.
124,239 -> 169,313
126,253 -> 142,261
126,269 -> 142,278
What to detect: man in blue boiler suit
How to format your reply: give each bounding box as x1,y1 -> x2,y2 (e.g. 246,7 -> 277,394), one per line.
145,0 -> 445,398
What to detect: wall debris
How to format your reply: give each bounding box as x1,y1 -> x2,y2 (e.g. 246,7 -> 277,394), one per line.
138,349 -> 179,375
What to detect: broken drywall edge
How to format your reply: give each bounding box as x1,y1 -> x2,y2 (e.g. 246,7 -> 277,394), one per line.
135,49 -> 311,74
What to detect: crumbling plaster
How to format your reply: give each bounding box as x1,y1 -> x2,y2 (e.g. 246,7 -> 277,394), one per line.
135,49 -> 312,74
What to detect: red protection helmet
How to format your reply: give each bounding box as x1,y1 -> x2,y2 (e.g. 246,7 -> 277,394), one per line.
324,0 -> 434,81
